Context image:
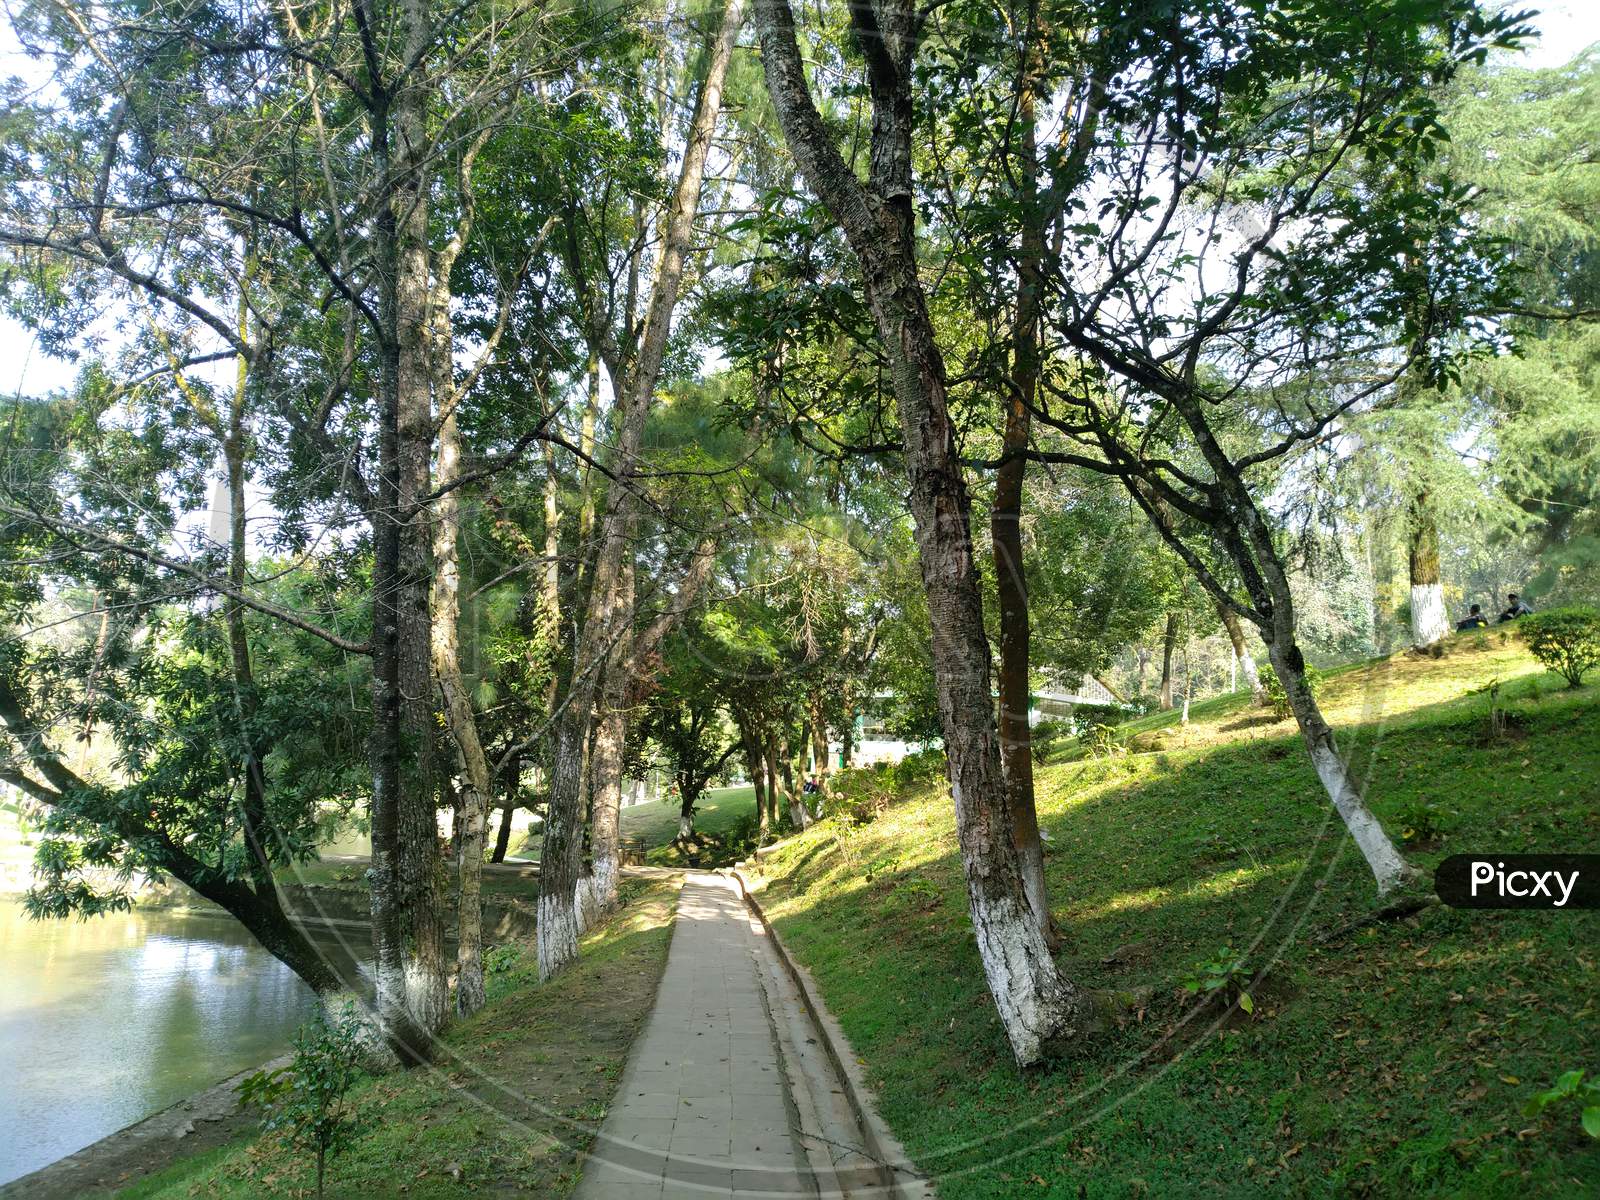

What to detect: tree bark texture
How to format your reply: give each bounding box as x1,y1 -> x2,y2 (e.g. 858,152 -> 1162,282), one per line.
366,59 -> 432,1064
388,0 -> 448,1034
431,404 -> 492,1017
992,56 -> 1050,943
753,0 -> 1083,1065
583,556 -> 632,921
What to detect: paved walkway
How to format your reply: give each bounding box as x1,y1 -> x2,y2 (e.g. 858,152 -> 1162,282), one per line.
576,875 -> 814,1199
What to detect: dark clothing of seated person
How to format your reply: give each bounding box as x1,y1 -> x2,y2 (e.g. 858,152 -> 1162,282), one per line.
1498,595 -> 1533,623
1456,605 -> 1489,632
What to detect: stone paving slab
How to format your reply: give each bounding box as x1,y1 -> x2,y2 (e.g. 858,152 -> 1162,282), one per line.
576,875 -> 813,1199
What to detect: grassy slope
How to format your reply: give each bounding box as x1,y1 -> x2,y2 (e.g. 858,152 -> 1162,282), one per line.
629,785 -> 761,867
118,878 -> 680,1200
754,630 -> 1600,1198
624,784 -> 757,848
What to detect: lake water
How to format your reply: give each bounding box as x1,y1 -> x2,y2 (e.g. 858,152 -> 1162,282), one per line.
0,898 -> 364,1186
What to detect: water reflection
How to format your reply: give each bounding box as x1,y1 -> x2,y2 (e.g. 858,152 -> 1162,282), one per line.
0,899 -> 366,1186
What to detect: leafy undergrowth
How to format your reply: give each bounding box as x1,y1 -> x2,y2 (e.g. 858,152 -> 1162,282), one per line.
119,878 -> 679,1200
754,632 -> 1600,1197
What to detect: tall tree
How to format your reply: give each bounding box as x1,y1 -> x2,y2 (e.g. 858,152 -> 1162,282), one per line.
1019,0 -> 1526,895
537,0 -> 747,978
752,0 -> 1085,1065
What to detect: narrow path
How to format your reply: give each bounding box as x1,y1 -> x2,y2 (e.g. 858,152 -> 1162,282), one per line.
576,874 -> 864,1199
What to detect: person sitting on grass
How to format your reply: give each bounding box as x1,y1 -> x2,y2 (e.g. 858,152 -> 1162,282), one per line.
1456,604 -> 1489,632
1498,593 -> 1533,623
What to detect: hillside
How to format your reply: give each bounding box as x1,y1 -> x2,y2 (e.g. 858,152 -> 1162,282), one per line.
750,629 -> 1600,1197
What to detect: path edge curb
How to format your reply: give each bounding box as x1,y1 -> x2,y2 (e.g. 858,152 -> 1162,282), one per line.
724,865 -> 938,1200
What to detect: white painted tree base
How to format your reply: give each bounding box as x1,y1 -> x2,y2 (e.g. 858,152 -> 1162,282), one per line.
1309,741 -> 1414,895
967,883 -> 1078,1066
1239,652 -> 1263,700
1411,582 -> 1449,648
537,891 -> 581,980
404,961 -> 448,1033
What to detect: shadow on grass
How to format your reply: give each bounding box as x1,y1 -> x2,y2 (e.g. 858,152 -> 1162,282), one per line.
755,680 -> 1600,1199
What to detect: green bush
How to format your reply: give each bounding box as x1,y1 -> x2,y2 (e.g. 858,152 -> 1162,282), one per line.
483,943 -> 522,975
893,747 -> 947,786
1079,723 -> 1125,759
1069,704 -> 1124,736
1395,798 -> 1453,846
1520,606 -> 1600,689
238,1005 -> 369,1197
1261,663 -> 1322,721
1031,718 -> 1071,763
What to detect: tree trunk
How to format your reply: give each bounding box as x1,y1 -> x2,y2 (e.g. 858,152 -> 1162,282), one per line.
991,56 -> 1050,944
366,66 -> 431,1065
1217,601 -> 1264,702
1408,490 -> 1448,649
491,802 -> 514,863
741,723 -> 767,840
431,403 -> 492,1018
584,566 -> 631,921
390,0 -> 447,1033
542,438 -> 563,709
807,693 -> 830,778
1181,637 -> 1193,724
1159,613 -> 1178,709
783,751 -> 813,829
759,736 -> 776,842
677,779 -> 697,841
753,0 -> 1084,1065
574,352 -> 601,596
537,0 -> 746,981
1266,641 -> 1415,894
1122,455 -> 1417,900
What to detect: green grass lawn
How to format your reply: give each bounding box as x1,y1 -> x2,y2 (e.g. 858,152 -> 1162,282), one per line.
117,877 -> 680,1199
621,784 -> 757,851
752,630 -> 1600,1197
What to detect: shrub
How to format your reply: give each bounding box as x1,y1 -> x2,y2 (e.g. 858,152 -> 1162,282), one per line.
864,852 -> 902,883
483,943 -> 522,975
1261,664 -> 1322,721
1069,703 -> 1124,736
1395,798 -> 1453,846
238,1006 -> 369,1197
893,747 -> 947,785
1030,718 -> 1070,763
1079,723 -> 1125,759
1520,606 -> 1600,689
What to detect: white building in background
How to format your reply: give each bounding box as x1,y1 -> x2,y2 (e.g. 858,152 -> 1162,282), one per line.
824,675 -> 1124,769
